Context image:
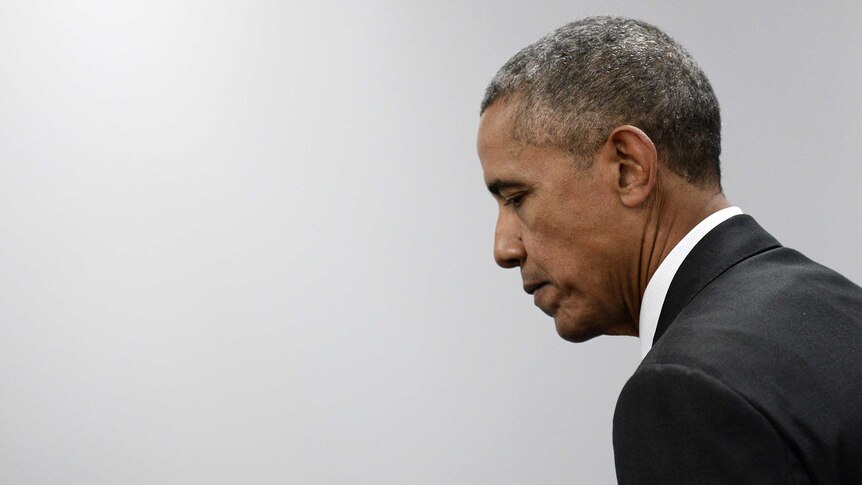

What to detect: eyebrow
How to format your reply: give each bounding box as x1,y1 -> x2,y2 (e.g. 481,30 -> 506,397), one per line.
486,179 -> 528,196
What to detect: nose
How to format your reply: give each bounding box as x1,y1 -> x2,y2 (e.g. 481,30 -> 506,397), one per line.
494,215 -> 525,268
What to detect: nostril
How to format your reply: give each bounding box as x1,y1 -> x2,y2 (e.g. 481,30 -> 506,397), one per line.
494,242 -> 524,268
494,251 -> 522,269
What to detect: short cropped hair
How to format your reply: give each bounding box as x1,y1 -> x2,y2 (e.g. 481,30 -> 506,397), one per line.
481,16 -> 722,187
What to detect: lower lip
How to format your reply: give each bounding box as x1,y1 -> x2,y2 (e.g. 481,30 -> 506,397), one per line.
533,285 -> 555,316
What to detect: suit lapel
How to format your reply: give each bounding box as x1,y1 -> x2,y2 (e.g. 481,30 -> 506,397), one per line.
653,215 -> 782,345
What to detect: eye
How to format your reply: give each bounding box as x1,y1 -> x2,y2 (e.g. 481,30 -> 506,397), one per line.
504,193 -> 524,208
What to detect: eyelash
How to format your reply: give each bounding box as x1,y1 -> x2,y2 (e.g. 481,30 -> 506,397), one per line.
504,193 -> 524,207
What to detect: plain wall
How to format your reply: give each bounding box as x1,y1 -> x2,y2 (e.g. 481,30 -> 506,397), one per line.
1,1 -> 860,483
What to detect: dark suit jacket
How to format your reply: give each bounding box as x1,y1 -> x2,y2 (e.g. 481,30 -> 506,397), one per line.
613,215 -> 862,484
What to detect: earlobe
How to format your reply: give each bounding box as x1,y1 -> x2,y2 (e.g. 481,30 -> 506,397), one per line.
608,125 -> 658,207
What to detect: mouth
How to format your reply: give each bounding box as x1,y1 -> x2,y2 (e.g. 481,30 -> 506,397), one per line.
523,282 -> 548,295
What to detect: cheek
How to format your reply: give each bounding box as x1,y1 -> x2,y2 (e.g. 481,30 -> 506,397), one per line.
522,197 -> 618,280
528,236 -> 589,284
532,232 -> 618,291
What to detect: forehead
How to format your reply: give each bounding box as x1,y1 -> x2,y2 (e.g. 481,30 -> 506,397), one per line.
477,101 -> 577,187
477,101 -> 519,160
477,102 -> 530,182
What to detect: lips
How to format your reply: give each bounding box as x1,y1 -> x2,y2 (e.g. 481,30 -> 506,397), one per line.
523,281 -> 548,295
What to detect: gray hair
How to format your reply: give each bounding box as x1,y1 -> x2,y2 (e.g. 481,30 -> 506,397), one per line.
481,16 -> 721,187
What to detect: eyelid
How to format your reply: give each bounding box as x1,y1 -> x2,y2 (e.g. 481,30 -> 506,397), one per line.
503,192 -> 525,207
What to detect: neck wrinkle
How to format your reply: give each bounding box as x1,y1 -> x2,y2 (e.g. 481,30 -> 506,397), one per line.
641,190 -> 671,295
628,191 -> 665,332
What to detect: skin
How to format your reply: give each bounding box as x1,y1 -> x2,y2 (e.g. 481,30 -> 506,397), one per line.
478,99 -> 731,342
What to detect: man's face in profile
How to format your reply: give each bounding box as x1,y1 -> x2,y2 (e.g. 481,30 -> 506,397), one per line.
478,101 -> 636,342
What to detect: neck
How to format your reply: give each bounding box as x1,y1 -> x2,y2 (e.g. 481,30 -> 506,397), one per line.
626,176 -> 731,326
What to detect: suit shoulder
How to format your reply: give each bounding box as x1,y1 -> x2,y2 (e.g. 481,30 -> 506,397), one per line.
643,246 -> 862,482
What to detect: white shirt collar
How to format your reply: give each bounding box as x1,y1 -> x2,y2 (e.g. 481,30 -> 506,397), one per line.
638,206 -> 743,358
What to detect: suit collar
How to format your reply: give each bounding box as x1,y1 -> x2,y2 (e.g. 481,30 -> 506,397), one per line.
652,215 -> 781,345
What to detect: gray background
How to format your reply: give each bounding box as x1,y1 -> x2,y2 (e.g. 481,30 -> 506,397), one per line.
1,0 -> 859,483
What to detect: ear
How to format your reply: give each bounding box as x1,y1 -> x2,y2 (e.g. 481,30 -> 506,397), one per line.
602,125 -> 658,207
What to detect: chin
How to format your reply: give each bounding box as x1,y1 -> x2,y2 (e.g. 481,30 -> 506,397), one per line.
554,317 -> 603,343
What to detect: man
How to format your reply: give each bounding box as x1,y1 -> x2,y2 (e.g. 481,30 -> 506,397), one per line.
477,16 -> 862,484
